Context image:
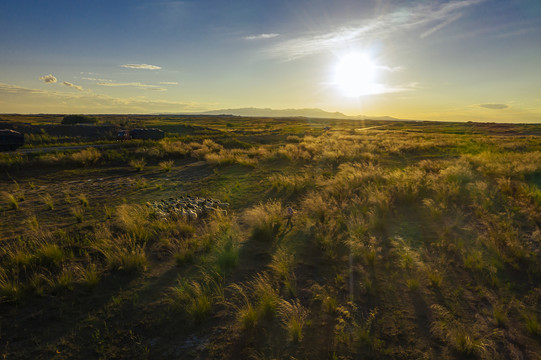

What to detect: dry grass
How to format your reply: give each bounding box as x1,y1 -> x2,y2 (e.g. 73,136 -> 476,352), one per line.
243,200 -> 284,242
71,147 -> 101,166
278,299 -> 309,343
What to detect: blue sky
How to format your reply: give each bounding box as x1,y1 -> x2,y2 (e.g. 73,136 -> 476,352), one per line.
1,0 -> 540,121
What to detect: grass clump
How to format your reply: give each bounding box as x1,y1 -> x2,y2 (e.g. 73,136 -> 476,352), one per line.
80,263 -> 100,289
244,200 -> 284,242
269,246 -> 296,297
430,304 -> 501,357
115,203 -> 153,241
278,299 -> 309,343
169,272 -> 224,324
129,158 -> 146,172
94,234 -> 147,274
523,313 -> 539,336
72,206 -> 84,223
216,237 -> 239,272
227,273 -> 280,331
71,147 -> 101,166
2,191 -> 19,210
159,159 -> 174,172
41,193 -> 54,210
406,278 -> 420,291
78,193 -> 89,207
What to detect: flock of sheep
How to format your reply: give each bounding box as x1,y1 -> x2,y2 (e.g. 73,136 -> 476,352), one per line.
147,196 -> 229,220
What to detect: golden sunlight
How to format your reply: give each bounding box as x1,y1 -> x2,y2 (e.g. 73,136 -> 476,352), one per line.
333,53 -> 380,97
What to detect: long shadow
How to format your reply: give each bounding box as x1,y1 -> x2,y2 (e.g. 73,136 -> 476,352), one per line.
0,270 -> 148,359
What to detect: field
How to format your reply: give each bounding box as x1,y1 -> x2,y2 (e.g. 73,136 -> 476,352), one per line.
1,115 -> 541,359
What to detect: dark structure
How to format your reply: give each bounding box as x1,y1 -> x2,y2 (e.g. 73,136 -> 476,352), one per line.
129,128 -> 165,140
0,129 -> 24,151
117,129 -> 131,141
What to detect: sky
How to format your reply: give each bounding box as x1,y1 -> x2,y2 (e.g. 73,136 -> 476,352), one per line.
0,0 -> 540,122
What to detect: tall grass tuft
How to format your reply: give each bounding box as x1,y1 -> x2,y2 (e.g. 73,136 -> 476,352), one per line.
278,299 -> 309,343
216,237 -> 239,272
94,234 -> 147,274
2,191 -> 19,210
72,147 -> 101,166
169,271 -> 224,324
524,313 -> 539,336
244,201 -> 284,242
227,272 -> 280,331
159,160 -> 174,172
78,193 -> 89,207
115,204 -> 153,241
129,158 -> 146,171
430,304 -> 501,357
41,193 -> 54,210
80,263 -> 100,289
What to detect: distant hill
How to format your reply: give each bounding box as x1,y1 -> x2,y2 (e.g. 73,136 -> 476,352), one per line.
200,107 -> 397,120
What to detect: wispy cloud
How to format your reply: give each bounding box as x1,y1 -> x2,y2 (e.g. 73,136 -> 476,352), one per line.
62,81 -> 84,91
420,13 -> 463,38
39,74 -> 57,83
244,33 -> 279,40
159,81 -> 179,85
121,63 -> 162,70
0,82 -> 207,113
0,83 -> 45,95
98,81 -> 166,91
82,77 -> 112,82
479,103 -> 509,110
267,0 -> 484,61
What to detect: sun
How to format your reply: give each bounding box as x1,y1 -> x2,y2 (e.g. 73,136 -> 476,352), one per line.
334,53 -> 379,97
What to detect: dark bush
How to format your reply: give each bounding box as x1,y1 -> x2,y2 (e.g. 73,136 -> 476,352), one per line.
61,115 -> 98,125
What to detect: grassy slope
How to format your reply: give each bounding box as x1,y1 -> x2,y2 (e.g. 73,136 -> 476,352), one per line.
1,116 -> 541,359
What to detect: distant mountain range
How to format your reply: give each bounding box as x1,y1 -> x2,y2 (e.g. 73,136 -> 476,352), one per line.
200,107 -> 397,121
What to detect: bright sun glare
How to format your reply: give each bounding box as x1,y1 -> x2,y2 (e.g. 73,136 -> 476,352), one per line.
334,53 -> 379,97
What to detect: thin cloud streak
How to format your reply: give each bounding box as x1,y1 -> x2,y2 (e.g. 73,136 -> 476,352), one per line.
244,33 -> 279,40
62,81 -> 84,91
121,63 -> 162,70
0,83 -> 45,95
479,103 -> 509,110
98,82 -> 165,91
267,0 -> 484,61
420,13 -> 463,38
82,77 -> 112,82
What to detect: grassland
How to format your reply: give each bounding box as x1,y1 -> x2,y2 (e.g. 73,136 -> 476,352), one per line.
1,115 -> 541,359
